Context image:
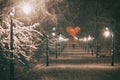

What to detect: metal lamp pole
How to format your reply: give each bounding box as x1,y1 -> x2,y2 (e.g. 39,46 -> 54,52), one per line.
56,41 -> 58,59
87,39 -> 89,52
104,27 -> 115,66
46,36 -> 49,66
111,33 -> 114,66
9,11 -> 14,80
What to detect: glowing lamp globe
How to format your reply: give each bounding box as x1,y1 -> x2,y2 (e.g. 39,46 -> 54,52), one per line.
104,30 -> 110,37
22,3 -> 32,15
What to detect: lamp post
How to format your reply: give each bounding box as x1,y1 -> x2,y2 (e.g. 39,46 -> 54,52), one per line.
87,35 -> 92,52
83,37 -> 87,51
9,8 -> 15,80
58,34 -> 63,56
103,27 -> 114,66
55,41 -> 58,59
111,34 -> 114,66
52,27 -> 57,59
8,3 -> 33,79
46,35 -> 49,66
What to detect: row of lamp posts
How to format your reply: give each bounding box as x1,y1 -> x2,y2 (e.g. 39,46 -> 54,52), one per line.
7,2 -> 115,80
6,2 -> 68,80
80,27 -> 115,66
81,35 -> 94,53
46,27 -> 66,66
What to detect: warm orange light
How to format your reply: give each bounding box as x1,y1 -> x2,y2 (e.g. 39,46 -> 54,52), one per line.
66,26 -> 80,38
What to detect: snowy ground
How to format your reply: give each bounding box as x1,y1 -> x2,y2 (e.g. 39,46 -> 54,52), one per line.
14,45 -> 120,80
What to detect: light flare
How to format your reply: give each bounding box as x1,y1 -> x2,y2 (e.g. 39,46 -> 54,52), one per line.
21,3 -> 33,15
16,0 -> 63,25
104,31 -> 110,37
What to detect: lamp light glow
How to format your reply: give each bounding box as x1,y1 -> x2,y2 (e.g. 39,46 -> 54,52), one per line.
83,37 -> 87,42
22,3 -> 32,15
88,35 -> 92,41
104,29 -> 110,38
52,32 -> 56,36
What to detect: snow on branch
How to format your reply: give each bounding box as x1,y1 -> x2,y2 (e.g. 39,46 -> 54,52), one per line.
0,16 -> 43,61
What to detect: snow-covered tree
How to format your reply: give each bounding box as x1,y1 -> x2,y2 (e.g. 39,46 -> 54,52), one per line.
0,0 -> 66,69
0,13 -> 44,65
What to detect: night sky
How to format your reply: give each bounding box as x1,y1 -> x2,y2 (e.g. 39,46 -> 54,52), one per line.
0,0 -> 120,38
51,0 -> 120,39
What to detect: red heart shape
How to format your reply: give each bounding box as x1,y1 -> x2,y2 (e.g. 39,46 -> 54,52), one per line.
66,26 -> 80,38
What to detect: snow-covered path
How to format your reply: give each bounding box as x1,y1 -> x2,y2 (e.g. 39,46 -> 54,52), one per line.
15,40 -> 120,80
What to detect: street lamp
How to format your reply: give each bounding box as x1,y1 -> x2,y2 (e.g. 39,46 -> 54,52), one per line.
52,27 -> 56,36
83,37 -> 87,42
9,8 -> 15,80
46,35 -> 49,66
21,2 -> 33,15
52,27 -> 59,59
8,3 -> 33,79
88,35 -> 92,41
51,29 -> 57,59
52,32 -> 56,37
87,35 -> 92,52
58,34 -> 64,56
83,37 -> 87,51
104,27 -> 111,37
103,27 -> 114,66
